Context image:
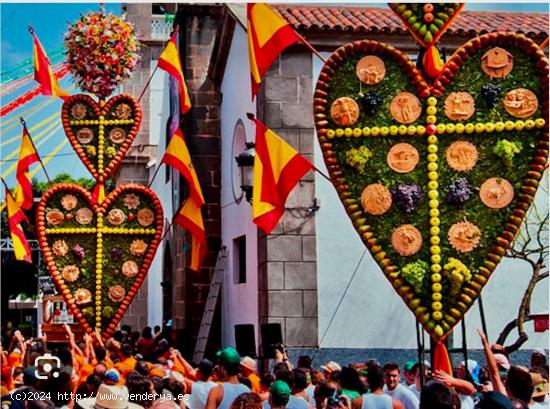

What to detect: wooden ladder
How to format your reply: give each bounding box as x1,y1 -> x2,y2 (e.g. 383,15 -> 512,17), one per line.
192,246 -> 228,363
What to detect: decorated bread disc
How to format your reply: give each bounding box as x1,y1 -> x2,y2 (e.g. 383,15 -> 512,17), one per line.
124,193 -> 140,210
61,194 -> 78,211
109,128 -> 126,144
444,92 -> 475,121
137,208 -> 154,227
390,92 -> 422,124
387,143 -> 419,173
122,260 -> 139,278
481,47 -> 513,80
62,265 -> 80,282
130,239 -> 148,256
115,103 -> 132,119
75,288 -> 92,305
391,224 -> 422,256
107,208 -> 126,226
361,183 -> 392,215
445,141 -> 478,172
330,97 -> 360,126
356,56 -> 386,84
503,88 -> 538,118
75,207 -> 93,225
448,221 -> 481,253
479,177 -> 514,209
76,128 -> 94,144
46,210 -> 65,226
108,285 -> 126,303
71,103 -> 87,119
52,240 -> 69,257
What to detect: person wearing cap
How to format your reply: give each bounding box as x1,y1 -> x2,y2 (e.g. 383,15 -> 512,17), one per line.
241,356 -> 261,394
322,362 -> 342,376
1,366 -> 40,409
267,380 -> 291,409
531,350 -> 548,371
77,383 -> 144,409
382,363 -> 419,409
530,372 -> 549,408
186,359 -> 218,409
206,347 -> 250,409
495,354 -> 511,378
403,361 -> 416,387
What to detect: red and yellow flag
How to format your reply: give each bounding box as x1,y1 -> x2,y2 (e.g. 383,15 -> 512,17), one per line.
6,190 -> 32,263
158,32 -> 192,114
15,127 -> 39,210
247,3 -> 300,98
31,31 -> 69,99
162,128 -> 206,271
251,118 -> 313,234
174,198 -> 207,272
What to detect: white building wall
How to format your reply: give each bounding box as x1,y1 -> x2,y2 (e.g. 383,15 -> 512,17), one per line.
312,56 -> 549,350
220,26 -> 259,350
147,64 -> 172,328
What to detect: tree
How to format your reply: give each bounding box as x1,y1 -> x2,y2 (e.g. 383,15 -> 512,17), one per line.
495,171 -> 548,354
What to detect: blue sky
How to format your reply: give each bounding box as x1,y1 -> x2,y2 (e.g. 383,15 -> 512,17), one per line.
0,2 -> 547,193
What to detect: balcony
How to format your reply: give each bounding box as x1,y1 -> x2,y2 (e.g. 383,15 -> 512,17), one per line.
151,15 -> 173,41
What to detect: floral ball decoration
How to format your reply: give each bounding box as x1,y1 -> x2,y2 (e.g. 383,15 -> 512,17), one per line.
65,12 -> 141,99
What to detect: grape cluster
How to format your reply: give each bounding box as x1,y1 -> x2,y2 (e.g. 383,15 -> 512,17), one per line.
111,247 -> 123,261
401,260 -> 429,294
493,139 -> 522,167
481,83 -> 501,108
72,244 -> 85,261
362,93 -> 384,117
443,258 -> 471,296
345,146 -> 373,174
445,178 -> 473,205
391,183 -> 423,214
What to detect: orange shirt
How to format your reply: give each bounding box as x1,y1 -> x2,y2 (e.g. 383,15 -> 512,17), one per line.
248,373 -> 261,394
115,356 -> 137,377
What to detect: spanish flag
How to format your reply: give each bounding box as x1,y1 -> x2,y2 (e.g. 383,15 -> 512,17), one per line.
15,127 -> 39,210
247,3 -> 300,98
31,30 -> 69,99
158,32 -> 192,115
162,128 -> 206,271
174,198 -> 207,272
251,118 -> 313,234
6,189 -> 32,263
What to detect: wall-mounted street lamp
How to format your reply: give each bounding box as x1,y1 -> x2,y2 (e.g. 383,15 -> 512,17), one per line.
235,142 -> 255,203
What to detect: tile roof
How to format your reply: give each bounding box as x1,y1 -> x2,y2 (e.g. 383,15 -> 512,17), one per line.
273,5 -> 549,38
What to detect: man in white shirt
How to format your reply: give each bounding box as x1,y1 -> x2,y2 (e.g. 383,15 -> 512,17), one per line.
383,363 -> 419,409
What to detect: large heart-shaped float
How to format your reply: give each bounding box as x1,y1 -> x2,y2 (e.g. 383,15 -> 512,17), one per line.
36,183 -> 163,340
61,94 -> 142,182
314,32 -> 548,341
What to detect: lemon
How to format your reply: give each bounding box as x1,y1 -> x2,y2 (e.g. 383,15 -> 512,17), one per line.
426,106 -> 437,115
379,127 -> 389,136
429,208 -> 439,217
464,123 -> 475,133
432,292 -> 442,301
494,121 -> 505,132
430,236 -> 440,245
371,127 -> 380,136
484,122 -> 495,132
432,283 -> 442,292
362,127 -> 371,136
474,123 -> 485,133
427,97 -> 437,106
389,125 -> 398,135
504,120 -> 515,131
426,115 -> 437,124
430,245 -> 441,255
454,123 -> 465,134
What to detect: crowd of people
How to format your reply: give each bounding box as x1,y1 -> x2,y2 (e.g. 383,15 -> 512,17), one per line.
0,324 -> 548,409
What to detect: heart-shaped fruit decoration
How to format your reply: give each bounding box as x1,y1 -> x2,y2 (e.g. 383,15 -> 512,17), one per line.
389,3 -> 464,46
314,33 -> 548,341
36,183 -> 163,340
61,94 -> 142,183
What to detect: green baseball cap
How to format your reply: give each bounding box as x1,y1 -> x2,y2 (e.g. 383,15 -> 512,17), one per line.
269,380 -> 291,400
404,360 -> 416,372
217,347 -> 241,367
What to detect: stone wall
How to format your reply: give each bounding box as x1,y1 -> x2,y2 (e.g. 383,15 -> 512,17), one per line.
171,5 -> 224,357
257,48 -> 319,348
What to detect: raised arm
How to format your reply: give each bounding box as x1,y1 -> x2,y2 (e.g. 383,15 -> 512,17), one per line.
433,369 -> 476,395
477,328 -> 506,396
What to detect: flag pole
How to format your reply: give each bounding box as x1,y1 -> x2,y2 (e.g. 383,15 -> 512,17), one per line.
138,26 -> 179,103
540,36 -> 549,49
147,161 -> 164,188
20,117 -> 52,184
1,178 -> 17,202
295,32 -> 327,64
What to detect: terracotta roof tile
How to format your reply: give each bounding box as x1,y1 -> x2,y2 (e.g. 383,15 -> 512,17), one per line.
273,5 -> 548,38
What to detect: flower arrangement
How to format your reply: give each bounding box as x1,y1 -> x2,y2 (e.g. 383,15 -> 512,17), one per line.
65,12 -> 141,99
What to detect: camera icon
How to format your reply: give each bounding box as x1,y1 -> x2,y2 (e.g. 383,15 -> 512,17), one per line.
34,353 -> 61,379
